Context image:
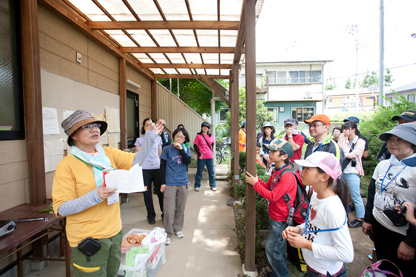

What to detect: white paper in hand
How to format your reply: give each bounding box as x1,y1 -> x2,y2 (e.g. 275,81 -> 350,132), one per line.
104,164 -> 145,193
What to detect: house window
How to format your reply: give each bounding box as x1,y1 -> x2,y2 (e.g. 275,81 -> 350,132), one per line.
0,0 -> 24,140
289,71 -> 299,84
267,108 -> 278,123
276,71 -> 286,84
219,108 -> 229,123
311,71 -> 322,82
291,107 -> 315,122
267,71 -> 276,84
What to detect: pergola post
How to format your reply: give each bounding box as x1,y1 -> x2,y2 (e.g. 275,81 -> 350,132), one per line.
151,80 -> 157,120
119,58 -> 127,150
21,0 -> 46,204
244,0 -> 257,272
232,67 -> 240,199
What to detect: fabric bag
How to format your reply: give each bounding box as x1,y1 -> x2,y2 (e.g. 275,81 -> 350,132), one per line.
361,259 -> 403,277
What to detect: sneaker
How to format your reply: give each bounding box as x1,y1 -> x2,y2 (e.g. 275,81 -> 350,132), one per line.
175,231 -> 184,239
165,237 -> 171,245
348,204 -> 355,212
368,254 -> 373,261
194,188 -> 200,192
211,187 -> 217,191
349,219 -> 363,228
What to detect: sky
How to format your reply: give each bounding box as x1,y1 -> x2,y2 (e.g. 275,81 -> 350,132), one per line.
255,0 -> 416,89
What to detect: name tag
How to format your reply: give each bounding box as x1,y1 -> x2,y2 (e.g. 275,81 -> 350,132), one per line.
107,192 -> 119,205
374,195 -> 384,210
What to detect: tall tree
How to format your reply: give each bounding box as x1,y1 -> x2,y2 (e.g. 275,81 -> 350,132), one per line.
217,88 -> 274,137
325,77 -> 336,90
157,78 -> 228,116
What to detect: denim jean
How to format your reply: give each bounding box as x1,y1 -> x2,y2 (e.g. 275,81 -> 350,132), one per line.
194,158 -> 216,188
306,265 -> 347,277
342,173 -> 365,218
266,218 -> 289,277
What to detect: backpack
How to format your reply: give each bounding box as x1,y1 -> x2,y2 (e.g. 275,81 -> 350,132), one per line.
277,167 -> 311,226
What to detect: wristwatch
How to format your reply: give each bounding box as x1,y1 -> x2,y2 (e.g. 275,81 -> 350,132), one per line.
288,136 -> 293,139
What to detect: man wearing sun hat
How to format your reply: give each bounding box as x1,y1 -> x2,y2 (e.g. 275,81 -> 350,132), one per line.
304,114 -> 345,168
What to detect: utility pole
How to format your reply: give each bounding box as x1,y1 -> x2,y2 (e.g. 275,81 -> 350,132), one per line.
348,25 -> 359,111
379,0 -> 385,106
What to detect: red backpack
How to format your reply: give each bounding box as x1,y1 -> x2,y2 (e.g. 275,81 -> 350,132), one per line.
277,168 -> 311,226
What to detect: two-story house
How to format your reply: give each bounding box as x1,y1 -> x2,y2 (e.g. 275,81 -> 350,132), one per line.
239,60 -> 332,130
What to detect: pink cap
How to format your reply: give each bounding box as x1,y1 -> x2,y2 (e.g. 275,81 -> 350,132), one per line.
294,152 -> 342,179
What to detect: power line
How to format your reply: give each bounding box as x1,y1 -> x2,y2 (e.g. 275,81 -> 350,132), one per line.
329,62 -> 416,80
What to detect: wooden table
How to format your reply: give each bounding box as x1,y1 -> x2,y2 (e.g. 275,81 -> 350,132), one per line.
0,203 -> 71,276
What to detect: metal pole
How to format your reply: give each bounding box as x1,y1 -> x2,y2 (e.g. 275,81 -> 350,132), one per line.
355,25 -> 359,111
379,0 -> 385,106
211,90 -> 217,167
177,78 -> 180,97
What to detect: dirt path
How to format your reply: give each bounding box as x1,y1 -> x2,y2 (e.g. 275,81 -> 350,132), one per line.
345,208 -> 375,276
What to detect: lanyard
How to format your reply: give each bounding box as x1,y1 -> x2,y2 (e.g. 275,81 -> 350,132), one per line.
304,205 -> 347,234
381,165 -> 407,194
270,164 -> 287,191
313,137 -> 332,153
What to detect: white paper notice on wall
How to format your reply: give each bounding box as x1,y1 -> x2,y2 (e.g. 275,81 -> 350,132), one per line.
44,139 -> 65,172
105,106 -> 120,133
42,107 -> 60,135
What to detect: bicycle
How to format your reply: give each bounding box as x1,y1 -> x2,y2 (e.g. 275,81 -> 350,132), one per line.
216,138 -> 230,164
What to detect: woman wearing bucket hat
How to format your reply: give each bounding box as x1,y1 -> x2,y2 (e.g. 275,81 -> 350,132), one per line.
363,123 -> 416,276
258,122 -> 276,168
52,110 -> 163,276
193,122 -> 216,191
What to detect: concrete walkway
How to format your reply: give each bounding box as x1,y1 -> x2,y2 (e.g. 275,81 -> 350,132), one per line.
25,164 -> 241,277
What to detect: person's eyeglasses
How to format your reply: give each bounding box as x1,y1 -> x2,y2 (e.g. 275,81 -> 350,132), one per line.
81,123 -> 101,130
308,123 -> 325,128
176,135 -> 185,139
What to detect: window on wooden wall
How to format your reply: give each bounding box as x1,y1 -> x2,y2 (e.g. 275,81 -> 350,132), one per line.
0,0 -> 24,140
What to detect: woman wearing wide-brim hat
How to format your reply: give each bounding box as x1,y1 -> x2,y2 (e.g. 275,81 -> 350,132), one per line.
259,122 -> 276,168
363,123 -> 416,276
52,110 -> 163,276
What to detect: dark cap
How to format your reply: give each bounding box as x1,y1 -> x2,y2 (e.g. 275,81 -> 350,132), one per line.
379,123 -> 416,145
263,139 -> 294,158
201,122 -> 210,129
343,116 -> 360,123
61,110 -> 107,146
391,110 -> 416,122
284,118 -> 297,126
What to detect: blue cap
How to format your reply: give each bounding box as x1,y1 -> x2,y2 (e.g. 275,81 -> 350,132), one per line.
343,116 -> 359,123
241,121 -> 246,128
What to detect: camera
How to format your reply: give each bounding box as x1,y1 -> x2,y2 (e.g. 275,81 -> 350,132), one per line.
351,160 -> 357,167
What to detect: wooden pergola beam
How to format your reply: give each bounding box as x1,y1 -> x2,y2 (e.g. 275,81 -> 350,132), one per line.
120,47 -> 235,54
88,20 -> 239,30
141,63 -> 232,69
38,0 -> 155,80
200,75 -> 230,107
234,1 -> 246,64
154,74 -> 229,79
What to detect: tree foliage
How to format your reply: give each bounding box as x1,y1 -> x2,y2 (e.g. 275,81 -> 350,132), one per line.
157,78 -> 228,116
216,88 -> 274,137
345,78 -> 352,89
325,77 -> 337,90
359,69 -> 395,89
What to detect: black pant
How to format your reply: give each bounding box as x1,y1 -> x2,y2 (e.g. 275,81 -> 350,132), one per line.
143,169 -> 163,220
373,219 -> 415,276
